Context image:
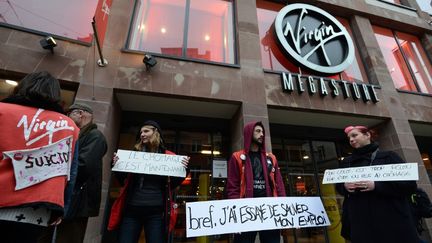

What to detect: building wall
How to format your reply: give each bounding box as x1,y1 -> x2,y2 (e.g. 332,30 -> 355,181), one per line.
0,0 -> 432,241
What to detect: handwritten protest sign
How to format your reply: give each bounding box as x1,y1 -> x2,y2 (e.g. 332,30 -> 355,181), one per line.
186,197 -> 329,237
322,163 -> 418,184
3,136 -> 73,190
112,149 -> 187,177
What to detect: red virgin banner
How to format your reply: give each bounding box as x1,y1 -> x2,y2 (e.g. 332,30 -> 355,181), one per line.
93,0 -> 113,48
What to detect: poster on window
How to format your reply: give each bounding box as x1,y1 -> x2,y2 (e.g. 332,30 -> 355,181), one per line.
186,197 -> 329,237
212,160 -> 227,178
112,149 -> 187,177
322,163 -> 418,184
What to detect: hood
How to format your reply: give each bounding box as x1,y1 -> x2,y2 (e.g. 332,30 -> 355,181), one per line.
243,121 -> 266,154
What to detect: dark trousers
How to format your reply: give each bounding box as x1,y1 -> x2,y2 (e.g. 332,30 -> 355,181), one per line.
118,205 -> 165,243
0,220 -> 45,243
233,229 -> 281,243
38,217 -> 88,243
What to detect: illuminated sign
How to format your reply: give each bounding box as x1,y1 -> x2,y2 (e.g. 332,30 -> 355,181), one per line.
281,72 -> 380,103
275,4 -> 354,74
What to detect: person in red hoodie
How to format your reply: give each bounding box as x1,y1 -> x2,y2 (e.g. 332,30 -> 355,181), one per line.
226,121 -> 286,243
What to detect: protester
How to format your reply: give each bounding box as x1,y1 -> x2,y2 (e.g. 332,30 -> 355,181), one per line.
0,71 -> 79,242
38,103 -> 107,243
226,121 -> 286,243
336,125 -> 420,243
108,120 -> 189,243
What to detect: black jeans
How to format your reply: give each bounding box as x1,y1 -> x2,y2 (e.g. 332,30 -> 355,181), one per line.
37,217 -> 88,243
0,220 -> 44,243
233,229 -> 281,243
118,205 -> 165,243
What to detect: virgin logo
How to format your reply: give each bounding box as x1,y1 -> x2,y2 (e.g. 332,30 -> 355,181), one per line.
275,4 -> 354,74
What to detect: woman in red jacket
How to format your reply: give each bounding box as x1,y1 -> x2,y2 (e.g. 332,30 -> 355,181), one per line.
0,71 -> 79,243
108,120 -> 189,243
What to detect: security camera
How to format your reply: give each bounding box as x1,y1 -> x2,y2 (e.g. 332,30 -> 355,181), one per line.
143,54 -> 157,70
40,36 -> 57,53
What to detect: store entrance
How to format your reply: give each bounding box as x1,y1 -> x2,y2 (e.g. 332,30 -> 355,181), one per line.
270,125 -> 350,243
103,112 -> 231,243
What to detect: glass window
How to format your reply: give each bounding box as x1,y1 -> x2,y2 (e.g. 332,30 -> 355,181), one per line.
256,1 -> 369,83
396,31 -> 432,93
373,25 -> 432,94
0,0 -> 99,43
416,0 -> 432,15
381,0 -> 401,4
128,0 -> 235,64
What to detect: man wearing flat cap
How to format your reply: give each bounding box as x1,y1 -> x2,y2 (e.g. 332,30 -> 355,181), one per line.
41,103 -> 107,242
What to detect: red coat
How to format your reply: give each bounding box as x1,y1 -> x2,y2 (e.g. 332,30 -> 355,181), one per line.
0,103 -> 79,210
108,150 -> 183,231
226,121 -> 286,199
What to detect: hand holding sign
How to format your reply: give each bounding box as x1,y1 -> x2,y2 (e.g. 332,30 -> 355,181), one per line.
181,156 -> 190,168
323,163 -> 418,184
186,197 -> 329,238
112,149 -> 187,177
112,152 -> 119,167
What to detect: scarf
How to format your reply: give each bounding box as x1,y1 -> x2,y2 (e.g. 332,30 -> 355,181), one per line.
349,142 -> 379,167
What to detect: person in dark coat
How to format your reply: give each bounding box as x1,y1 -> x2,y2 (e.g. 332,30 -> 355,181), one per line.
336,125 -> 420,243
39,102 -> 108,243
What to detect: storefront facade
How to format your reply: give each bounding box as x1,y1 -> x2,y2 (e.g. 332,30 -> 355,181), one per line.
1,0 -> 432,242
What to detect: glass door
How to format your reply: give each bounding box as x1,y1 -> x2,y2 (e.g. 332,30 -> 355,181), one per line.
271,137 -> 348,243
174,131 -> 229,243
103,114 -> 230,243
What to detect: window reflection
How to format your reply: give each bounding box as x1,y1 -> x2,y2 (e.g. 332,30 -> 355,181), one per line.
381,0 -> 401,4
187,1 -> 235,63
373,26 -> 432,94
0,0 -> 98,43
128,0 -> 235,64
416,0 -> 432,15
396,32 -> 432,93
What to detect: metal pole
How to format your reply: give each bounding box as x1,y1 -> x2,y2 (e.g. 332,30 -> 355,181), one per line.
92,16 -> 108,67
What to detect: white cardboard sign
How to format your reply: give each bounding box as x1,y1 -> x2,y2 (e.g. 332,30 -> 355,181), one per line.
186,197 -> 329,238
112,149 -> 187,177
322,163 -> 418,184
3,136 -> 73,190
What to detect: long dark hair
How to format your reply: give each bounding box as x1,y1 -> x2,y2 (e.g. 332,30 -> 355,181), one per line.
11,71 -> 61,103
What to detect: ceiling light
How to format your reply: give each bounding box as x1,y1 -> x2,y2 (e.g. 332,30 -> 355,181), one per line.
303,155 -> 309,159
5,80 -> 18,86
205,35 -> 210,41
201,150 -> 221,155
161,27 -> 166,33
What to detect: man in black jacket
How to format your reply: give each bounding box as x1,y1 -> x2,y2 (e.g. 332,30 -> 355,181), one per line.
40,102 -> 107,243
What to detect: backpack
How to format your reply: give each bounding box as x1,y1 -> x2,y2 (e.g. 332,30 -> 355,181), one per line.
410,187 -> 432,233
